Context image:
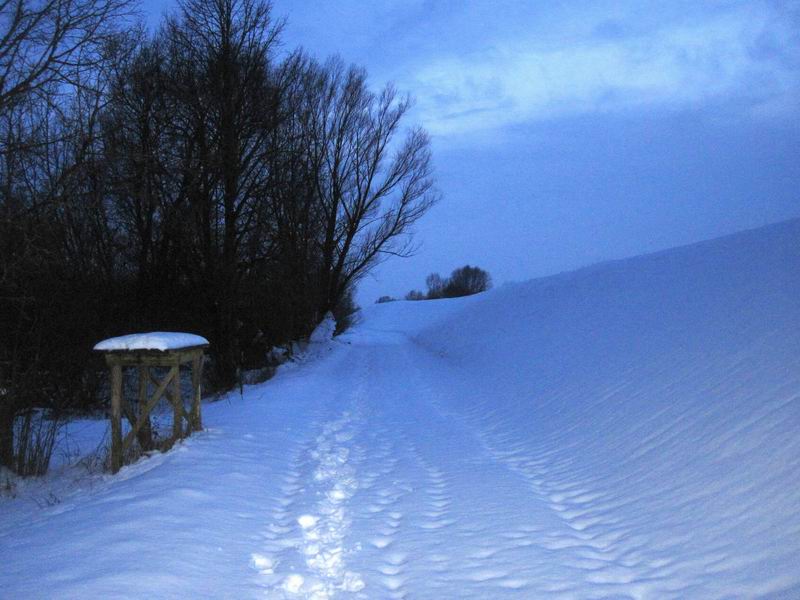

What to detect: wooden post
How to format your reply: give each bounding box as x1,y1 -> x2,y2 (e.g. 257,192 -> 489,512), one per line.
172,362 -> 182,441
110,363 -> 123,474
138,366 -> 154,451
191,353 -> 203,431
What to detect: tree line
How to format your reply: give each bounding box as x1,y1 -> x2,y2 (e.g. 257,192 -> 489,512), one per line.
376,265 -> 492,303
0,0 -> 437,473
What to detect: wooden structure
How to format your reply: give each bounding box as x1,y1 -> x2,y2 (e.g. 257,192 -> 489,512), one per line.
96,336 -> 208,473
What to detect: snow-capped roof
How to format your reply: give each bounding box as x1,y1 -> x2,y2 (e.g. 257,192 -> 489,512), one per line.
93,332 -> 209,352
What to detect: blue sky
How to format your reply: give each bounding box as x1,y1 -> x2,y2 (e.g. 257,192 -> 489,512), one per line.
145,0 -> 800,303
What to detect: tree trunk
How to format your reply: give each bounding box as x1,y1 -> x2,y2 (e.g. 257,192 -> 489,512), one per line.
0,407 -> 14,470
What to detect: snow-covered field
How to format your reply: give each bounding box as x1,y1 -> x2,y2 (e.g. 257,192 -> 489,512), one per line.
2,219 -> 800,599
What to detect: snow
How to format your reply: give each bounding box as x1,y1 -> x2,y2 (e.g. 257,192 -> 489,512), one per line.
309,312 -> 337,344
3,219 -> 800,598
93,332 -> 209,352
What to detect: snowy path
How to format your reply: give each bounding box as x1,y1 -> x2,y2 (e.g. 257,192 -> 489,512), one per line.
1,321 -> 640,599
247,328 -> 571,598
243,320 -> 730,599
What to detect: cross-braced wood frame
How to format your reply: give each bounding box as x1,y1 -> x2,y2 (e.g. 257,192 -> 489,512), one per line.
101,345 -> 207,473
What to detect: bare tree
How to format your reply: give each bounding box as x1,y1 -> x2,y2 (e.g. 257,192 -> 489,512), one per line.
0,0 -> 135,116
0,0 -> 133,473
425,272 -> 444,299
407,266 -> 492,303
304,58 -> 438,316
161,0 -> 283,387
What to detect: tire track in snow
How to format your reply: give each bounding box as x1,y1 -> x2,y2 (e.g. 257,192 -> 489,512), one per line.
397,354 -> 534,593
352,396 -> 414,598
421,366 -> 651,590
345,344 -> 462,599
355,341 -> 542,596
398,341 -> 640,595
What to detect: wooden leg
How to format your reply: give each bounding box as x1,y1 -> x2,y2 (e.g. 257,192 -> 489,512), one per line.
138,366 -> 154,451
191,354 -> 203,431
172,363 -> 182,441
110,364 -> 123,473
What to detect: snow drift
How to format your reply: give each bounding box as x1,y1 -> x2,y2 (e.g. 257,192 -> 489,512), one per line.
403,218 -> 800,597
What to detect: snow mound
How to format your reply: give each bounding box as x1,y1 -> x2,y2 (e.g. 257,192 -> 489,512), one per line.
309,312 -> 337,344
401,218 -> 800,597
93,332 -> 209,352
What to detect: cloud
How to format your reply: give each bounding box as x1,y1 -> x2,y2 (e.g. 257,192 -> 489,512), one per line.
406,4 -> 800,136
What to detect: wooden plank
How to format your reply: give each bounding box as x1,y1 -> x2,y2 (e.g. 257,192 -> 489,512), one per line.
102,344 -> 209,355
103,347 -> 207,367
149,370 -> 162,389
191,354 -> 203,431
172,363 -> 183,441
120,366 -> 177,455
138,366 -> 154,451
110,364 -> 123,474
122,402 -> 137,430
122,400 -> 154,453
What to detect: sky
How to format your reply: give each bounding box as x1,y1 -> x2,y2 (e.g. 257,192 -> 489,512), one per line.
144,0 -> 800,305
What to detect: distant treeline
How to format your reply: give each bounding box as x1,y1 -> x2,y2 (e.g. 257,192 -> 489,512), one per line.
377,265 -> 492,304
0,0 -> 436,472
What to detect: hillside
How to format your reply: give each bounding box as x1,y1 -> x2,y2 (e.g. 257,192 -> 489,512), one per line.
1,219 -> 799,599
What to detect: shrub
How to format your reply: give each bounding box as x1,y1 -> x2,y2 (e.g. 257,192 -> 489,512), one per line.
442,265 -> 492,298
11,409 -> 60,477
333,288 -> 359,334
406,265 -> 492,301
